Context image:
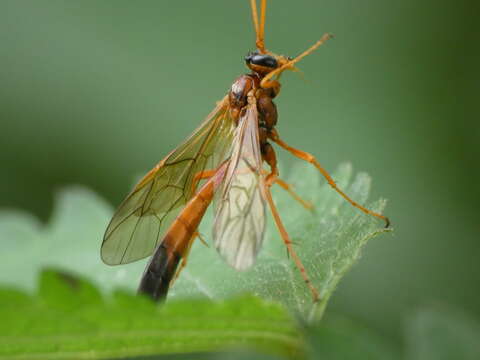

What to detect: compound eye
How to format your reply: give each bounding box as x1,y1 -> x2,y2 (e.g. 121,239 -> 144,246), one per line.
245,53 -> 278,68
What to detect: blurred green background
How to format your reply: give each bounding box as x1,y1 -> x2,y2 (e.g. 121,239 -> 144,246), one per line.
1,0 -> 479,343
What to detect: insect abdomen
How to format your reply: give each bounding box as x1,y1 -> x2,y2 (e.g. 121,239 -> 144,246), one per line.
137,242 -> 180,300
138,181 -> 215,301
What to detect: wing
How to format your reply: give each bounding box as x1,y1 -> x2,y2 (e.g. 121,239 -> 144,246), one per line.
213,99 -> 267,271
102,96 -> 234,265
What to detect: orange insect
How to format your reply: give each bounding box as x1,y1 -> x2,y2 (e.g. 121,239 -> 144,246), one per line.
101,0 -> 389,303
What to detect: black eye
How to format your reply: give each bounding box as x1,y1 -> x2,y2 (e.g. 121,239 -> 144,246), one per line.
245,52 -> 278,68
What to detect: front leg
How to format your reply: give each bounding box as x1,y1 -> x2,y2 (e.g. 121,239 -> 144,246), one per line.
260,78 -> 281,97
268,129 -> 390,227
262,141 -> 313,210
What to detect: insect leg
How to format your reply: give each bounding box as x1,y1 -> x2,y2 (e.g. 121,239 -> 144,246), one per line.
190,169 -> 217,195
191,159 -> 231,196
170,231 -> 200,287
262,142 -> 313,210
264,185 -> 321,303
260,33 -> 333,89
196,231 -> 209,247
261,169 -> 313,210
273,177 -> 314,210
269,129 -> 390,227
170,230 -> 210,286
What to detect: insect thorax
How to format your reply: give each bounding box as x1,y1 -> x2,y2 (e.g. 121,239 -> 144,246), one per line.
229,74 -> 278,137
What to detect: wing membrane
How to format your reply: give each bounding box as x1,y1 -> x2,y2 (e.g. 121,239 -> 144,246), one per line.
102,97 -> 234,265
213,100 -> 266,270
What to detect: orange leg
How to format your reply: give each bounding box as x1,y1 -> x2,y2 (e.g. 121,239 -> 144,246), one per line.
269,130 -> 390,227
261,169 -> 313,210
190,169 -> 217,196
260,33 -> 333,89
262,141 -> 313,210
196,231 -> 209,248
274,177 -> 313,210
262,139 -> 318,301
264,186 -> 320,303
170,232 -> 211,288
170,231 -> 199,287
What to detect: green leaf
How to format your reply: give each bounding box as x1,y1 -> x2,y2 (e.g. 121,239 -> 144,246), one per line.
0,162 -> 390,321
405,306 -> 480,360
0,270 -> 301,360
171,162 -> 391,320
0,187 -> 147,293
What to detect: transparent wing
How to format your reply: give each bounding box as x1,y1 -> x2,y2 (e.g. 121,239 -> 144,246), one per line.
213,100 -> 266,270
102,97 -> 234,265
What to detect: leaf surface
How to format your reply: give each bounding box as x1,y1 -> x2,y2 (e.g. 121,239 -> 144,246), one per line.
0,162 -> 390,320
0,270 -> 300,360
